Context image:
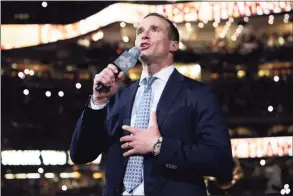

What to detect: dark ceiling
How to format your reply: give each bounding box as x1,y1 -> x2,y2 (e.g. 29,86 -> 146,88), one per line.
1,1 -> 185,24
1,1 -> 116,24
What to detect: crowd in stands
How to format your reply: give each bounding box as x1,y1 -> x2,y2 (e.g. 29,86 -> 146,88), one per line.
1,70 -> 292,150
86,31 -> 293,77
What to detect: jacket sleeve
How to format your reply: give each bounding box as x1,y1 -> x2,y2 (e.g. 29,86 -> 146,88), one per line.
157,86 -> 233,182
69,97 -> 109,164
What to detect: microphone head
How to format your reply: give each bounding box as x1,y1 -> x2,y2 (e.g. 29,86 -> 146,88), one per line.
114,47 -> 141,73
128,47 -> 141,59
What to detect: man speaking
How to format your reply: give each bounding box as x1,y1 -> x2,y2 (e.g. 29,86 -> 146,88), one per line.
70,13 -> 233,196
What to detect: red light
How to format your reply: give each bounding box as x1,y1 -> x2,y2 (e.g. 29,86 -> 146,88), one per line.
116,48 -> 122,54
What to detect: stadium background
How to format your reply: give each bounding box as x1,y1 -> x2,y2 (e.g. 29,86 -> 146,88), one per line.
1,1 -> 293,196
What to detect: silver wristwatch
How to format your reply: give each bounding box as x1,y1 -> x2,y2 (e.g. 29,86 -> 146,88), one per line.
153,137 -> 163,156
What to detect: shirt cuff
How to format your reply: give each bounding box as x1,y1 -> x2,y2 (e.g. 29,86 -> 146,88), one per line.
88,96 -> 108,110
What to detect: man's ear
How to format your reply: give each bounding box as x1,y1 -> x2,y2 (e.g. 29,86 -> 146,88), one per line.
169,41 -> 179,53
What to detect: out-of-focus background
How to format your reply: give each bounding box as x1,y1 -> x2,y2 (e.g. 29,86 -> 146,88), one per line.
1,1 -> 293,196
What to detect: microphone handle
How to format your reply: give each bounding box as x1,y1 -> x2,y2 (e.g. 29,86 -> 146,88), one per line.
95,83 -> 104,92
95,70 -> 120,92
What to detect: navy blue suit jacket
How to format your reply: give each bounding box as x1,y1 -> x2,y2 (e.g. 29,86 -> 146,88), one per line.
70,69 -> 233,196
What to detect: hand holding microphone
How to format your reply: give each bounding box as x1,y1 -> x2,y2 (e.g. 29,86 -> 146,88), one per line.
92,47 -> 141,105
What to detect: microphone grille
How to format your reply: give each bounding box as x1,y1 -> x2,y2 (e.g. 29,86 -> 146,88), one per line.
128,47 -> 141,59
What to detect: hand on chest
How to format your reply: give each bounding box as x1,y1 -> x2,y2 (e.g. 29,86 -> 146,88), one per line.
130,89 -> 196,142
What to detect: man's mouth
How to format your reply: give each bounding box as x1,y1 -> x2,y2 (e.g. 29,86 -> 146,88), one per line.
140,43 -> 150,51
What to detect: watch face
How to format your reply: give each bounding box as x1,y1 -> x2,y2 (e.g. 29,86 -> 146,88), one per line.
155,143 -> 161,153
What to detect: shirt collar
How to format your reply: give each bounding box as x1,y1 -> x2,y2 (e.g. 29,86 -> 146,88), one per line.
139,65 -> 175,86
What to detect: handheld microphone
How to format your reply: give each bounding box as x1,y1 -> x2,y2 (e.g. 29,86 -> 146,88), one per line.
95,47 -> 141,92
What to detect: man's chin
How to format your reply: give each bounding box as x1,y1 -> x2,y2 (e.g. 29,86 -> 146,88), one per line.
141,49 -> 150,55
139,53 -> 152,64
140,51 -> 149,58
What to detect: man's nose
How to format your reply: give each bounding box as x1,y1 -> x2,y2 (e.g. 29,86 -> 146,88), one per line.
141,30 -> 150,40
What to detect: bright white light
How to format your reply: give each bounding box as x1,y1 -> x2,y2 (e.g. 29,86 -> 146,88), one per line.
66,65 -> 73,72
268,20 -> 274,25
11,63 -> 18,69
231,35 -> 237,41
120,22 -> 126,28
41,150 -> 67,166
133,23 -> 138,28
1,150 -> 41,166
284,14 -> 290,19
58,91 -> 64,97
97,31 -> 104,39
179,42 -> 186,50
213,22 -> 218,28
260,159 -> 266,166
257,8 -> 263,15
15,173 -> 26,179
93,31 -> 104,41
62,185 -> 67,191
244,17 -> 249,22
45,91 -> 51,97
42,2 -> 47,8
122,36 -> 129,43
198,22 -> 204,28
178,66 -> 187,74
29,70 -> 34,76
229,17 -> 234,22
284,18 -> 289,23
236,28 -> 242,34
77,39 -> 90,48
203,20 -> 209,24
4,174 -> 14,179
92,154 -> 103,164
190,64 -> 201,76
75,83 -> 82,89
269,15 -> 274,20
38,168 -> 44,174
185,22 -> 191,29
23,89 -> 29,95
18,72 -> 25,79
24,69 -> 30,74
264,10 -> 270,15
274,7 -> 281,13
281,189 -> 286,195
215,18 -> 220,23
60,173 -> 69,178
274,76 -> 280,82
26,173 -> 40,179
44,173 -> 55,178
284,184 -> 289,189
268,106 -> 274,112
285,188 -> 290,194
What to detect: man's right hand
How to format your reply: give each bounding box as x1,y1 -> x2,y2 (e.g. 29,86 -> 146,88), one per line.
92,64 -> 125,105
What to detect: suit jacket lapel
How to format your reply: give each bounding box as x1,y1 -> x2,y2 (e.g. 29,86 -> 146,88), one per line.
157,69 -> 184,130
121,81 -> 139,136
119,81 -> 140,173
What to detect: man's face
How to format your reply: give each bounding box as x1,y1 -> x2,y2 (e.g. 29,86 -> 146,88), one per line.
135,16 -> 171,62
